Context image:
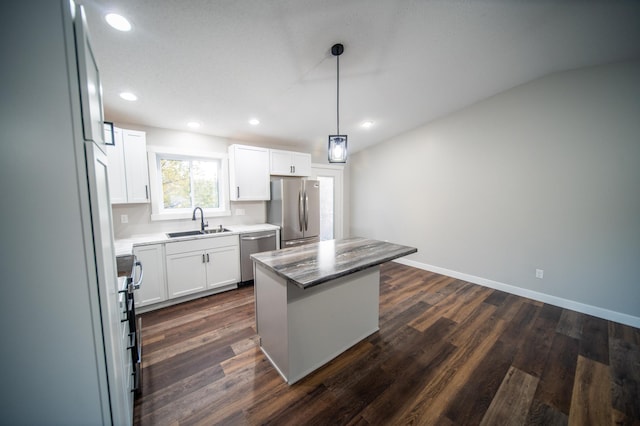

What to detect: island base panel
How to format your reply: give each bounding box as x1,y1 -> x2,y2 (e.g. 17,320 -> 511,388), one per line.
255,263 -> 380,384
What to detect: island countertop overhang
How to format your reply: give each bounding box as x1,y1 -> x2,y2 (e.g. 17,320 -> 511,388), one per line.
251,237 -> 417,289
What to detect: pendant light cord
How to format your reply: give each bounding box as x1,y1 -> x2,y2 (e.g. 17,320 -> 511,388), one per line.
336,54 -> 340,135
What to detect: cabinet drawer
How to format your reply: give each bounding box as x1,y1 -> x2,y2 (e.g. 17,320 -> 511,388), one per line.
165,234 -> 239,255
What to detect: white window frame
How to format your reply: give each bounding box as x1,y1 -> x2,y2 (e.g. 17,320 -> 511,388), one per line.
148,146 -> 230,221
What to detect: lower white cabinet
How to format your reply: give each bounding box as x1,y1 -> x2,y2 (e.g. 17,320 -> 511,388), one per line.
165,235 -> 240,299
132,244 -> 167,307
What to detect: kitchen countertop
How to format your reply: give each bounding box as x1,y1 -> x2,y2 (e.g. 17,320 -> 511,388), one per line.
251,237 -> 417,289
114,223 -> 280,256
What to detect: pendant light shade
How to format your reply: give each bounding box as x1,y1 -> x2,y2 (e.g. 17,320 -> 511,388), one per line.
328,135 -> 347,162
329,43 -> 348,163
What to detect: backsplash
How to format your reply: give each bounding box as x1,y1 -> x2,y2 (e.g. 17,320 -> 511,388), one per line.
112,201 -> 267,239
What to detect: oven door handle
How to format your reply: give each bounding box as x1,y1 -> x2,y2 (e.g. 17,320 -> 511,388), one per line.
132,260 -> 143,290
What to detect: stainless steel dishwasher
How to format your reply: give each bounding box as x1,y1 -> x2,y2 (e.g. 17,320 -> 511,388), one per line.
240,230 -> 277,284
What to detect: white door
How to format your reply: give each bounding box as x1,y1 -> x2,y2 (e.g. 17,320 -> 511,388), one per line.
311,165 -> 344,241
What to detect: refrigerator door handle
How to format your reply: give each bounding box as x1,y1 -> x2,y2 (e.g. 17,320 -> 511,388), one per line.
298,191 -> 304,232
304,192 -> 309,230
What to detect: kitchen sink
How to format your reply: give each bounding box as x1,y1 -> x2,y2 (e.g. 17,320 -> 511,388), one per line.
202,228 -> 230,234
166,229 -> 230,238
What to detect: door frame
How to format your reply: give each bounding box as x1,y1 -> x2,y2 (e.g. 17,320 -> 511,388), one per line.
311,164 -> 344,240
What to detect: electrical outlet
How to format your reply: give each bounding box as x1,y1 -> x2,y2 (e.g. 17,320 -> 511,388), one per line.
120,214 -> 128,224
235,208 -> 245,216
535,269 -> 544,279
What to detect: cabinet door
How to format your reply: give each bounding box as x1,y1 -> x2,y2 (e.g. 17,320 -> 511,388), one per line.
270,149 -> 293,175
74,4 -> 106,151
122,130 -> 149,203
270,149 -> 312,176
166,251 -> 207,299
206,245 -> 240,289
291,152 -> 311,176
106,128 -> 127,203
229,145 -> 270,200
133,244 -> 167,307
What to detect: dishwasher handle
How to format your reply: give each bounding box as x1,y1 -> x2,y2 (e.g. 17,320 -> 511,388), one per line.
241,233 -> 276,241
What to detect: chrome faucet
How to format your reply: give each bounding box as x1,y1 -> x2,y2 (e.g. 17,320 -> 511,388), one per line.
192,207 -> 208,231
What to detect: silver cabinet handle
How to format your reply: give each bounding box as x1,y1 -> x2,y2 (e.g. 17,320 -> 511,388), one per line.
240,233 -> 276,241
237,186 -> 240,199
293,165 -> 296,174
145,185 -> 149,200
202,254 -> 206,263
206,253 -> 210,263
132,260 -> 143,290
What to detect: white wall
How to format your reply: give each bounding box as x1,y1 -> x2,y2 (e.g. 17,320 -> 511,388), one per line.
350,60 -> 640,325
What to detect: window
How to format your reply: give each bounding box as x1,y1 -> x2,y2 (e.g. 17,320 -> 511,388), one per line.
148,148 -> 230,220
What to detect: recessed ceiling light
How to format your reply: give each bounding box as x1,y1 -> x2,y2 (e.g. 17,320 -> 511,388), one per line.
361,120 -> 374,129
249,118 -> 260,126
187,121 -> 201,129
105,13 -> 131,32
119,92 -> 137,101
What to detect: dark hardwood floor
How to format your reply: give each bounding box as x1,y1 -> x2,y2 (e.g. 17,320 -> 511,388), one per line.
134,262 -> 640,425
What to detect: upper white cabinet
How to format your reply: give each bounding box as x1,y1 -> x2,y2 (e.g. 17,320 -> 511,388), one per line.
106,127 -> 150,204
228,144 -> 270,201
270,149 -> 311,176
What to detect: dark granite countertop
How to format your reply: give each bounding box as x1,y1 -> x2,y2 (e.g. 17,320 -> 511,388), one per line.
251,237 -> 417,289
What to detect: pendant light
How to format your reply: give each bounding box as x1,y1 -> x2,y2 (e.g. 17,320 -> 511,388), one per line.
328,43 -> 347,163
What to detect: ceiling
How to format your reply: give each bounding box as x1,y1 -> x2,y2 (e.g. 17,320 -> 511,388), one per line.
83,0 -> 640,158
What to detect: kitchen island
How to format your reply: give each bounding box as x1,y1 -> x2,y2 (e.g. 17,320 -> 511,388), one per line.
251,237 -> 417,384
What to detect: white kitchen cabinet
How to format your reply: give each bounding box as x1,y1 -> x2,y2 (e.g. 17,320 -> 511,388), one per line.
165,250 -> 208,298
270,149 -> 312,176
228,144 -> 270,201
106,127 -> 149,204
165,235 -> 240,299
132,244 -> 167,307
106,127 -> 126,203
206,245 -> 240,288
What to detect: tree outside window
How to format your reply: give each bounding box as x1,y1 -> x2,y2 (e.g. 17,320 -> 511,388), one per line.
159,156 -> 220,211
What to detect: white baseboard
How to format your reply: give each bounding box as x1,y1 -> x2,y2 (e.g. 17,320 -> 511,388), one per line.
393,258 -> 640,329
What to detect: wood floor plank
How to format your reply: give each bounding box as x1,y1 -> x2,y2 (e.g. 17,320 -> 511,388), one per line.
579,314 -> 610,365
408,280 -> 475,331
391,310 -> 510,423
534,332 -> 579,415
512,304 -> 562,378
359,318 -> 458,425
479,366 -> 539,426
568,356 -> 612,425
609,321 -> 640,346
444,340 -> 518,425
525,400 -> 568,426
132,262 -> 640,425
609,337 -> 640,420
556,310 -> 584,340
446,301 -> 497,347
483,289 -> 509,307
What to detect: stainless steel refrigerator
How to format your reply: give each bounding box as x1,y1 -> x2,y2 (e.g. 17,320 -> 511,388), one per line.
268,179 -> 320,248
